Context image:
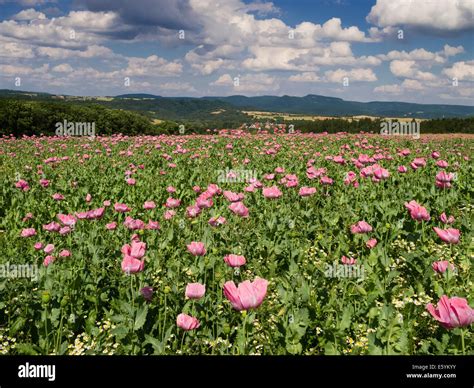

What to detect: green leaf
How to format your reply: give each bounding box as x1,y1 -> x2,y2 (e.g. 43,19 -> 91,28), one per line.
10,317 -> 26,336
286,342 -> 302,355
144,335 -> 163,354
339,306 -> 352,331
324,342 -> 339,355
16,343 -> 40,355
111,326 -> 129,339
134,305 -> 148,330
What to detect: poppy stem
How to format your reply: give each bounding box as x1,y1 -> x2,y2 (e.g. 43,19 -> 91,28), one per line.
44,306 -> 49,354
130,275 -> 136,354
181,331 -> 186,353
461,329 -> 465,355
162,294 -> 168,345
56,309 -> 63,354
243,312 -> 248,354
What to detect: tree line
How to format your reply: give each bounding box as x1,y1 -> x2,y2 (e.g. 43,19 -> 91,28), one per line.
0,99 -> 473,137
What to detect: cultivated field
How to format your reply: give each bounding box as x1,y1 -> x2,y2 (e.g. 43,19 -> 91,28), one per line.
242,111 -> 427,123
0,131 -> 472,355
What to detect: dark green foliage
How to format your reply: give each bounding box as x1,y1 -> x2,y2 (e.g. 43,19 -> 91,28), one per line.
0,92 -> 472,136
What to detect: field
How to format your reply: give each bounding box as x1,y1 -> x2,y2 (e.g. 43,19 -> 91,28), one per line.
0,131 -> 472,355
242,110 -> 428,123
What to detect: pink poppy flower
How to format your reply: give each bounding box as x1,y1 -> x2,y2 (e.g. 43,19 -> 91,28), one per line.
146,220 -> 160,230
298,187 -> 316,197
43,222 -> 61,232
206,184 -> 221,196
21,228 -> 36,237
433,227 -> 460,244
43,255 -> 55,267
106,222 -> 117,230
244,185 -> 256,192
439,212 -> 455,224
426,295 -> 474,329
436,160 -> 449,168
165,197 -> 181,208
435,171 -> 454,188
43,244 -> 54,254
341,256 -> 356,265
398,165 -> 408,173
143,201 -> 156,210
124,217 -> 146,230
350,221 -> 373,234
185,283 -> 206,299
90,208 -> 105,219
122,241 -> 146,259
59,226 -> 71,235
15,179 -> 30,191
196,195 -> 213,209
22,212 -> 34,222
121,241 -> 146,274
208,216 -> 226,227
262,186 -> 282,199
59,249 -> 71,257
373,167 -> 390,180
176,313 -> 200,331
224,254 -> 246,267
57,214 -> 77,227
404,200 -> 430,222
114,203 -> 131,212
186,204 -> 201,218
432,261 -> 454,274
412,158 -> 426,167
228,201 -> 249,217
164,210 -> 176,220
121,256 -> 145,274
223,191 -> 244,202
320,176 -> 333,185
187,241 -> 206,256
52,193 -> 64,201
366,238 -> 378,249
343,171 -> 357,185
223,277 -> 268,311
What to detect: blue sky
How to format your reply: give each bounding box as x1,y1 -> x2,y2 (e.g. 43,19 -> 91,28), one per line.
0,0 -> 472,104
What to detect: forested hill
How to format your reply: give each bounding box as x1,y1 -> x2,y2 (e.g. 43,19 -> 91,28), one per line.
2,89 -> 474,119
0,90 -> 473,136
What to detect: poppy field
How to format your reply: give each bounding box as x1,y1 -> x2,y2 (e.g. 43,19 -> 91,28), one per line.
0,131 -> 472,355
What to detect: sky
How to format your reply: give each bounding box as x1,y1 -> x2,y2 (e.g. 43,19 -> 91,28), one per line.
0,0 -> 473,104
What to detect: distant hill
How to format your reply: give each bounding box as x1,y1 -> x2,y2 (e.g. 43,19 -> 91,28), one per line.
117,93 -> 474,119
1,90 -> 473,136
1,89 -> 474,119
0,89 -> 53,98
115,93 -> 162,99
204,94 -> 474,118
